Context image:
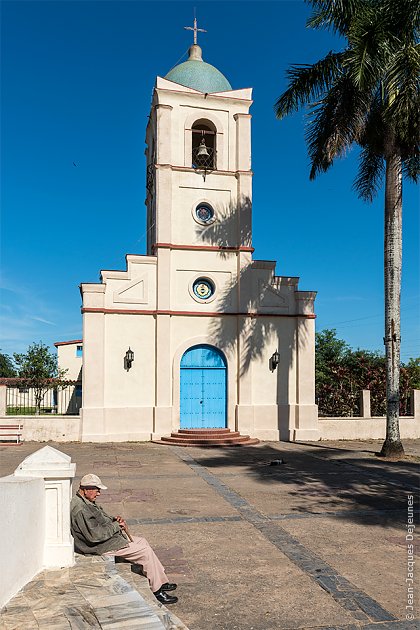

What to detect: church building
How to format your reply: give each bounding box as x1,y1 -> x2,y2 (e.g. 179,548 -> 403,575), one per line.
78,23 -> 319,444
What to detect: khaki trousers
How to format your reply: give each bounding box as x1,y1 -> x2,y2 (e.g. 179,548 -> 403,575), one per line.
105,535 -> 168,592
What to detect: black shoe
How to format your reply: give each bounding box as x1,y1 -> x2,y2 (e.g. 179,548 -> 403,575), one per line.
161,582 -> 177,592
154,589 -> 178,605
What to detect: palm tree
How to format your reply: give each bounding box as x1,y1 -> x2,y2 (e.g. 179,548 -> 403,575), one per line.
275,0 -> 419,457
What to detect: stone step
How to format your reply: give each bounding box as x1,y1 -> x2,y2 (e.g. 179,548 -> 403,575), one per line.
178,428 -> 231,434
159,435 -> 259,446
159,437 -> 260,447
172,430 -> 241,439
162,435 -> 250,443
154,427 -> 260,447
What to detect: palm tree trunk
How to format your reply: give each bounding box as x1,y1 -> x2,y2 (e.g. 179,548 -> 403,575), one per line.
380,153 -> 404,458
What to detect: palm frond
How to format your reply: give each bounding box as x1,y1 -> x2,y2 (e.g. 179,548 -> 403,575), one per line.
353,146 -> 385,201
402,154 -> 420,182
345,7 -> 391,91
305,75 -> 368,178
380,42 -> 420,159
381,0 -> 420,43
358,91 -> 387,154
384,43 -> 420,118
305,0 -> 363,36
274,51 -> 344,119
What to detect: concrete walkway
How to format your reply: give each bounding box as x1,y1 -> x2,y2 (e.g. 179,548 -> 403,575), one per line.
0,439 -> 418,629
0,554 -> 187,630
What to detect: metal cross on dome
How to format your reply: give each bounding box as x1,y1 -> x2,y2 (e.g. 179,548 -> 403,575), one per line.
184,17 -> 207,45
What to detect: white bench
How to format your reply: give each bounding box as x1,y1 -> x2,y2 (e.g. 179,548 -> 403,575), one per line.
0,423 -> 23,445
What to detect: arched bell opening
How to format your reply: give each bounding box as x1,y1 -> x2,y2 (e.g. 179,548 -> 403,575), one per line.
191,120 -> 216,170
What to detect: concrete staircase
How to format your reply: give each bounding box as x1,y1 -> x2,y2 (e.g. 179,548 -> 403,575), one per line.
155,428 -> 260,447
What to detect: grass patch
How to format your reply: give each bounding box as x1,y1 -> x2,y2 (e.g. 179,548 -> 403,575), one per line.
6,407 -> 54,415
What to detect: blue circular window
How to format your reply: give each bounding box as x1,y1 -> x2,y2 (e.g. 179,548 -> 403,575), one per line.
193,278 -> 215,300
195,203 -> 214,224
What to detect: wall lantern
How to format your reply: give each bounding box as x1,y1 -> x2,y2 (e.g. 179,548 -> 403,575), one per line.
269,350 -> 280,372
124,347 -> 134,371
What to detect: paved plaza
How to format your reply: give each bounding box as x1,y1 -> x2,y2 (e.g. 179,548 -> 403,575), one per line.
0,439 -> 418,629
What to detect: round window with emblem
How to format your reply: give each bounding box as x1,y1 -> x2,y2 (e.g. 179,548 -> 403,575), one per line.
192,278 -> 215,300
194,202 -> 215,225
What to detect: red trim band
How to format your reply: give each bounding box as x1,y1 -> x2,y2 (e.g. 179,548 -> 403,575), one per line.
54,339 -> 83,347
152,243 -> 254,253
81,308 -> 315,319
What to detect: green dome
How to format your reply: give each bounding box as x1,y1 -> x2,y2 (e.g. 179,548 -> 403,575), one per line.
165,45 -> 232,93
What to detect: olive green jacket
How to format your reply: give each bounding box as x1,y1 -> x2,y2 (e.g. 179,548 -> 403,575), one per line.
70,492 -> 128,555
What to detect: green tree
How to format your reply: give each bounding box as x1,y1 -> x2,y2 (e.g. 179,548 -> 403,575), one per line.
316,329 -> 356,416
404,357 -> 420,388
315,330 -> 352,415
316,329 -> 418,417
275,0 -> 419,457
342,348 -> 387,415
400,357 -> 420,414
316,329 -> 349,374
0,351 -> 16,377
13,342 -> 67,414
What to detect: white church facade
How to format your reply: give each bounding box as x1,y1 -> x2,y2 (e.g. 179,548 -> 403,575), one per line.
76,32 -> 319,443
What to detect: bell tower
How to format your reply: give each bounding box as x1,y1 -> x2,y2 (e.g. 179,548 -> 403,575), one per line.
145,28 -> 254,260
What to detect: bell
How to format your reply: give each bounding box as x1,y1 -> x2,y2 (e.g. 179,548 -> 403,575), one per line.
196,138 -> 209,157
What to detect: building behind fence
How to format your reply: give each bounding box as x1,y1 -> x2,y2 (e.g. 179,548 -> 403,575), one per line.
4,380 -> 82,416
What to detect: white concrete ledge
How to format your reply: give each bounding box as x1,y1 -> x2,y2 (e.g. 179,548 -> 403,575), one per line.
318,416 -> 420,440
1,447 -> 76,613
0,416 -> 82,442
14,446 -> 76,569
0,476 -> 45,609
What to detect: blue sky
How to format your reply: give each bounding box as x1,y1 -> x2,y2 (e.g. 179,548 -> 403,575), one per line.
1,0 -> 419,362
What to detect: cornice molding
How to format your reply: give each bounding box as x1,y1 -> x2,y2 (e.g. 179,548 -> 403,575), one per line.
152,243 -> 254,253
54,339 -> 83,347
154,164 -> 253,176
154,85 -> 253,104
81,307 -> 316,319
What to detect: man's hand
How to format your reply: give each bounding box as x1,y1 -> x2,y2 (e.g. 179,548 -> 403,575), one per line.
115,516 -> 127,531
114,515 -> 133,542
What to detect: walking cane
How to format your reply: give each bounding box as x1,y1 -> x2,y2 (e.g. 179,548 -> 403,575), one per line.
115,516 -> 134,542
122,525 -> 134,543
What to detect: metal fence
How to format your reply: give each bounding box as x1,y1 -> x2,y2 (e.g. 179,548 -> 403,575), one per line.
316,387 -> 416,418
6,381 -> 82,416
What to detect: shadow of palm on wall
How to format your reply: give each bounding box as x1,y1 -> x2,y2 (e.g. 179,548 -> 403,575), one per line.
195,194 -> 308,379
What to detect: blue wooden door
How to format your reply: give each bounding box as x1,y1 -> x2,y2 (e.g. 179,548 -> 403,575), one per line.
180,345 -> 227,429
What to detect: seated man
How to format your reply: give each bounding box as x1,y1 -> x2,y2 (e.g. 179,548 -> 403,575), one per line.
70,473 -> 178,605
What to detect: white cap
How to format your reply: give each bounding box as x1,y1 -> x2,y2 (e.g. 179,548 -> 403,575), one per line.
80,474 -> 107,489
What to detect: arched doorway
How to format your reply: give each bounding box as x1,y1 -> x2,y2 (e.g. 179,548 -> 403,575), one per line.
180,345 -> 227,429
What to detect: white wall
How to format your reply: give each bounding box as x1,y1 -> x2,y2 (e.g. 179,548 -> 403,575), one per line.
56,342 -> 83,381
319,416 -> 420,440
0,476 -> 45,608
0,446 -> 75,608
0,416 -> 82,442
0,410 -> 419,443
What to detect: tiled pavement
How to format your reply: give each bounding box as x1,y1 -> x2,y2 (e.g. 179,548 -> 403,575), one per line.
0,439 -> 419,629
0,554 -> 188,630
0,554 -> 187,630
